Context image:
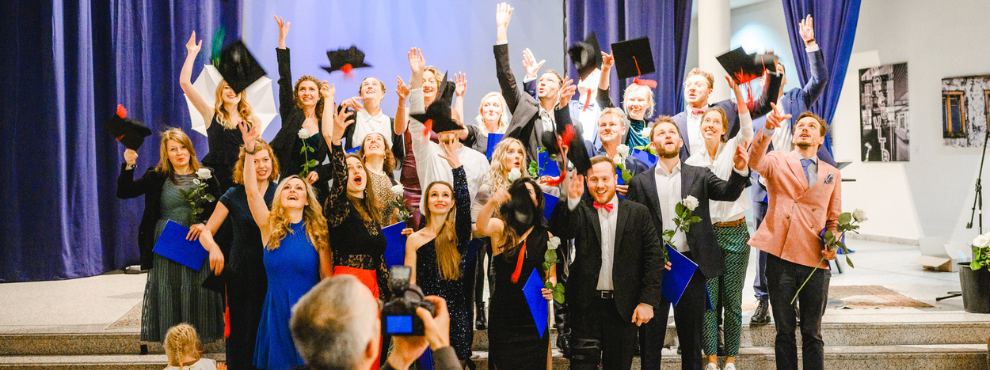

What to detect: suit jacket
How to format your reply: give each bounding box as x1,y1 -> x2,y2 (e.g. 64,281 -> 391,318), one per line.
626,163 -> 748,279
751,48 -> 832,204
549,196 -> 664,321
748,130 -> 841,269
117,165 -> 221,270
494,43 -> 581,162
672,72 -> 782,161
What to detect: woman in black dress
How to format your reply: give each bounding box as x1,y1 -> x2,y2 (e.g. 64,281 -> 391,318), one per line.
179,31 -> 258,192
475,177 -> 558,370
198,139 -> 280,370
404,141 -> 473,363
269,16 -> 330,190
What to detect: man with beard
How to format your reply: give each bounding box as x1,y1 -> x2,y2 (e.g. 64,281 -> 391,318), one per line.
748,106 -> 840,370
627,117 -> 749,370
340,77 -> 404,168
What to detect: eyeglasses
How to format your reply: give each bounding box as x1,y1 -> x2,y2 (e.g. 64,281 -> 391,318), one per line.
683,81 -> 709,89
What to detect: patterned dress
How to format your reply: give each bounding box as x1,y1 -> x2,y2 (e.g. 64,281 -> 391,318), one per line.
368,169 -> 399,226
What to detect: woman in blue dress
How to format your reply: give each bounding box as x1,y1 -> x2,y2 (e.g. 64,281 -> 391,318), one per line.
239,121 -> 332,370
404,140 -> 473,364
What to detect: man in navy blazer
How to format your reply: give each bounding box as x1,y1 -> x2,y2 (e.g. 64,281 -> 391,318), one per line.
672,67 -> 781,161
750,15 -> 830,325
627,117 -> 749,370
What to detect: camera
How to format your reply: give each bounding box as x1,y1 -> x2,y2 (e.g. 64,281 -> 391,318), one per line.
381,266 -> 436,336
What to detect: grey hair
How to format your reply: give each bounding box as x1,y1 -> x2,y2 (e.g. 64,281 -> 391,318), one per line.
290,275 -> 379,370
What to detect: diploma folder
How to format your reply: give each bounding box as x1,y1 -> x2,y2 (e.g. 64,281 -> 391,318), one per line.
382,222 -> 409,268
152,220 -> 208,271
522,269 -> 550,338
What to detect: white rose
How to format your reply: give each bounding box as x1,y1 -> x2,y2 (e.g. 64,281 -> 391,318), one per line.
852,208 -> 868,223
683,195 -> 699,212
974,234 -> 990,248
298,128 -> 311,139
639,127 -> 651,139
547,236 -> 561,250
390,184 -> 404,198
612,154 -> 623,165
196,168 -> 212,180
617,144 -> 630,157
508,168 -> 522,182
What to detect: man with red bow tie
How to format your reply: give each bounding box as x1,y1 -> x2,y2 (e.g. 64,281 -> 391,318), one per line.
548,155 -> 665,370
627,117 -> 750,370
673,68 -> 782,161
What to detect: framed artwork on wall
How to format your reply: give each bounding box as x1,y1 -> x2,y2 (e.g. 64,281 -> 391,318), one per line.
941,75 -> 990,147
859,63 -> 909,162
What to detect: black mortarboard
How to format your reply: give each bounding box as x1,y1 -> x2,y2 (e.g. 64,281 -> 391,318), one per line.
104,104 -> 152,150
410,71 -> 461,133
322,46 -> 373,75
568,32 -> 603,81
541,125 -> 592,175
611,37 -> 655,80
716,47 -> 778,85
217,39 -> 266,94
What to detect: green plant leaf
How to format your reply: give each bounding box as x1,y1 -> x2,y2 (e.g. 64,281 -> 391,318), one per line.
556,283 -> 565,293
300,146 -> 307,154
309,146 -> 315,153
545,281 -> 553,289
688,216 -> 701,224
675,203 -> 685,216
553,291 -> 565,304
845,256 -> 854,268
838,212 -> 852,225
308,159 -> 318,167
622,171 -> 632,183
973,261 -> 983,270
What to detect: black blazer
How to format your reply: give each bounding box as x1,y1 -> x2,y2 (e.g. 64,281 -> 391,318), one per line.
116,164 -> 221,270
549,196 -> 664,321
270,47 -> 331,181
626,163 -> 747,279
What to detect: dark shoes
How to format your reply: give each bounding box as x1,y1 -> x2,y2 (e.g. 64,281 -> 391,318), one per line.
750,300 -> 771,324
475,304 -> 487,330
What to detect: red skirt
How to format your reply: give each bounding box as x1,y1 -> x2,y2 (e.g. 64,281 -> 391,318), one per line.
332,266 -> 380,301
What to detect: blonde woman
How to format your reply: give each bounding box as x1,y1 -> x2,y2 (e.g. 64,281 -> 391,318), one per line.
459,91 -> 511,156
597,51 -> 656,148
239,121 -> 331,370
116,128 -> 224,345
180,31 -> 259,191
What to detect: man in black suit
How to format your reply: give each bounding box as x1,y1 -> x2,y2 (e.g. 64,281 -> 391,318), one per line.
627,116 -> 750,370
493,2 -> 579,161
549,156 -> 665,370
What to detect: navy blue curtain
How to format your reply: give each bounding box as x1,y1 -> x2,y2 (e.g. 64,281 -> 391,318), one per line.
0,0 -> 239,282
567,0 -> 692,117
782,0 -> 861,157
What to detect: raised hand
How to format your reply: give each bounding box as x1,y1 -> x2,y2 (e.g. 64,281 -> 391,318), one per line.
319,80 -> 335,99
438,137 -> 462,169
238,121 -> 260,151
557,76 -> 576,109
454,72 -> 467,97
523,48 -> 546,79
274,15 -> 290,49
123,149 -> 138,166
340,97 -> 364,111
733,140 -> 750,171
496,2 -> 513,28
601,51 -> 614,70
491,189 -> 511,205
567,169 -> 584,200
396,77 -> 410,101
799,15 -> 815,45
764,102 -> 791,131
726,75 -> 748,115
185,31 -> 202,55
407,48 -> 425,75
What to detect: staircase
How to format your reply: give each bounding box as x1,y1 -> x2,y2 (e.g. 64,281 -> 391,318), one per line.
1,315 -> 987,369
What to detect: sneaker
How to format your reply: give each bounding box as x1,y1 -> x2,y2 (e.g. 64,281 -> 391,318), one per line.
705,363 -> 719,370
724,363 -> 737,370
750,300 -> 771,324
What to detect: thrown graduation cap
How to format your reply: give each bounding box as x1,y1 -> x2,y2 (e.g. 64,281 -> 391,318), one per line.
410,71 -> 461,133
105,104 -> 152,150
612,37 -> 655,80
716,47 -> 778,85
541,125 -> 592,175
569,32 -> 603,81
323,46 -> 372,75
217,40 -> 266,94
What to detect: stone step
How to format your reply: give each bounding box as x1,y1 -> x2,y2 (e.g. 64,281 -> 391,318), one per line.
0,353 -> 225,370
0,332 -> 224,356
470,344 -> 989,370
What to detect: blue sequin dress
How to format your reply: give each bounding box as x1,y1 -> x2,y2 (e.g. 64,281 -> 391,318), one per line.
253,221 -> 321,370
415,167 -> 474,360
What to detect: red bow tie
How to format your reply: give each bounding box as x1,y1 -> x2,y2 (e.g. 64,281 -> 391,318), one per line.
690,108 -> 706,116
593,202 -> 614,213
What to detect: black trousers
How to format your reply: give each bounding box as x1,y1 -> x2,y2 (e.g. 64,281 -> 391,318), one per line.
641,263 -> 707,370
226,275 -> 266,370
766,254 -> 830,370
569,297 -> 638,370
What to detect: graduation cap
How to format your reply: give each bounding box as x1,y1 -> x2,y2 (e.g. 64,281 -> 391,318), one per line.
104,104 -> 152,150
568,32 -> 603,81
611,37 -> 657,88
322,46 -> 372,76
716,47 -> 778,85
541,125 -> 592,176
217,39 -> 266,94
409,71 -> 461,134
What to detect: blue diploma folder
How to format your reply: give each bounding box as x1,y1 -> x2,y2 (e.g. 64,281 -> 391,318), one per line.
538,151 -> 561,178
383,222 -> 408,268
543,193 -> 559,222
486,133 -> 505,161
152,220 -> 208,271
631,149 -> 658,168
661,245 -> 697,306
522,269 -> 549,338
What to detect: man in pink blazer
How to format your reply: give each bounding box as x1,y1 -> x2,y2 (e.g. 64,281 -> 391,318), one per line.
748,105 -> 840,370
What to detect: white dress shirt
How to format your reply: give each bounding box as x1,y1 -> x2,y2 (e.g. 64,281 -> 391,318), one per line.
769,97 -> 793,153
685,112 -> 754,223
686,110 -> 705,155
352,108 -> 393,148
567,194 -> 619,290
654,162 -> 688,252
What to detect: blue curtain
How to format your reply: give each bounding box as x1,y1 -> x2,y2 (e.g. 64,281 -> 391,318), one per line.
567,0 -> 692,117
781,0 -> 861,157
0,0 -> 239,282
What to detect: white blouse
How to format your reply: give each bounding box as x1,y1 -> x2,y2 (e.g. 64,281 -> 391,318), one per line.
685,111 -> 754,223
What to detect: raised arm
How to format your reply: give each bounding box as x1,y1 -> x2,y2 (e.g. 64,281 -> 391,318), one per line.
493,3 -> 521,113
323,107 -> 354,228
548,170 -> 585,240
438,140 -> 472,250
747,68 -> 782,118
797,15 -> 828,108
475,188 -> 508,241
116,149 -> 153,199
319,81 -> 338,147
454,72 -> 466,123
597,51 -> 616,109
180,32 -> 214,126
275,16 -> 295,120
239,122 -> 272,241
394,77 -> 410,134
749,103 -> 790,178
728,76 -> 754,145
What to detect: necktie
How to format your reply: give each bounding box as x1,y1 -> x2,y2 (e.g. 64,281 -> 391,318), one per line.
594,202 -> 614,213
690,108 -> 706,116
800,158 -> 814,187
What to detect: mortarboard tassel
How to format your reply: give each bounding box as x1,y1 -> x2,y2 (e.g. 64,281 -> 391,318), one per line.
423,119 -> 433,137
510,239 -> 527,283
631,56 -> 657,88
582,89 -> 592,112
116,104 -> 127,118
543,125 -> 577,187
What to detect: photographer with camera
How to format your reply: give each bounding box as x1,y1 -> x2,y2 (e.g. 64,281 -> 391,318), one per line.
289,274 -> 457,370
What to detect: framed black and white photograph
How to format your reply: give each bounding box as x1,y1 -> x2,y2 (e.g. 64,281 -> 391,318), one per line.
859,63 -> 909,162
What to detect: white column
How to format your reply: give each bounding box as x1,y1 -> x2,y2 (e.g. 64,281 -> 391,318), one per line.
698,0 -> 731,102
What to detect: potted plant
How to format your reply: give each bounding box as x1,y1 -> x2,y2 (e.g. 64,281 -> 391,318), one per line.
961,234 -> 990,313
